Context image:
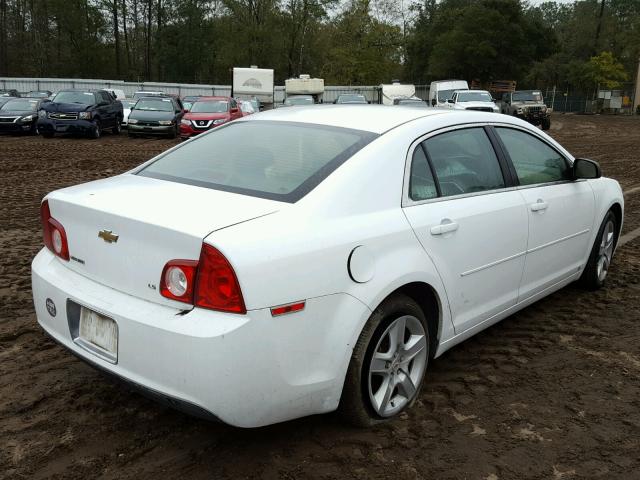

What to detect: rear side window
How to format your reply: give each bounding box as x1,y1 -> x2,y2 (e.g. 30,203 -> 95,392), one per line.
422,128 -> 505,197
138,121 -> 377,202
495,128 -> 570,185
409,146 -> 438,201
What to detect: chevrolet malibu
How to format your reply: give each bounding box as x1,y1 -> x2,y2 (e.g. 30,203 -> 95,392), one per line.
32,106 -> 623,427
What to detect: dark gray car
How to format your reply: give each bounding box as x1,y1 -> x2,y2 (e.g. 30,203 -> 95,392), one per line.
127,96 -> 184,138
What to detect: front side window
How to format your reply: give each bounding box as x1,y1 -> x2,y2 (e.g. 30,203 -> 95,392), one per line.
422,128 -> 505,197
495,128 -> 570,186
137,121 -> 377,202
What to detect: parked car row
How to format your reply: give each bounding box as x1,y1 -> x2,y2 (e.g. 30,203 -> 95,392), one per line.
0,88 -> 259,139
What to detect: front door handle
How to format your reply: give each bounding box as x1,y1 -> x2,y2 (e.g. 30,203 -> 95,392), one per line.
530,199 -> 548,212
430,220 -> 459,235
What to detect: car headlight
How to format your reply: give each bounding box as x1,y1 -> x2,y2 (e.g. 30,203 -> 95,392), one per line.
38,110 -> 47,118
78,111 -> 92,120
158,120 -> 174,126
180,119 -> 191,125
21,114 -> 34,122
128,118 -> 138,124
213,118 -> 227,125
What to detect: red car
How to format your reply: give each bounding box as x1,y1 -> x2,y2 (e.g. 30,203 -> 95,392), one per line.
179,96 -> 243,139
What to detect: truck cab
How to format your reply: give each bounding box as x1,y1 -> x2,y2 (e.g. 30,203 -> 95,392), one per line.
429,80 -> 469,107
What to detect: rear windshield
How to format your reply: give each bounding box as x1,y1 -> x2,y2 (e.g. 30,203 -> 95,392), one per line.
137,121 -> 377,202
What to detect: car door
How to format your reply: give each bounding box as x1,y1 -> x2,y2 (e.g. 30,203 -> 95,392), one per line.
97,91 -> 114,127
402,126 -> 528,334
493,126 -> 595,300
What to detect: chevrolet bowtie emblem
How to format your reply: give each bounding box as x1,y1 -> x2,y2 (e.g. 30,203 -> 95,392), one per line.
98,230 -> 119,243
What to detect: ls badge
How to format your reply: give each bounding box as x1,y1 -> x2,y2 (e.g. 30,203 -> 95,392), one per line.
98,230 -> 119,244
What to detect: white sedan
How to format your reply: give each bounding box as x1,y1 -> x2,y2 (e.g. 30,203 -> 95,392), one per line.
445,89 -> 500,112
32,106 -> 623,427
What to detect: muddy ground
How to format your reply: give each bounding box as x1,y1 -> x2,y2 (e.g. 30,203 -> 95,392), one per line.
1,114 -> 639,480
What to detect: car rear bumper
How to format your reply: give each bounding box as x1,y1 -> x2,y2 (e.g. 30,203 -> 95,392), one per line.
32,248 -> 367,427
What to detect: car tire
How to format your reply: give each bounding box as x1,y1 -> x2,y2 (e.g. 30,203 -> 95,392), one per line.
579,210 -> 617,290
167,125 -> 177,139
541,118 -> 551,130
339,293 -> 430,427
90,120 -> 101,139
112,118 -> 122,135
31,123 -> 39,135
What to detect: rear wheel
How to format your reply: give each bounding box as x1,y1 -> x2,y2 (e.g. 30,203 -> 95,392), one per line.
112,118 -> 122,135
167,124 -> 177,139
580,210 -> 617,290
339,294 -> 429,427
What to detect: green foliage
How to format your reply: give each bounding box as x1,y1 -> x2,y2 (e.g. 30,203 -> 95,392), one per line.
0,0 -> 637,91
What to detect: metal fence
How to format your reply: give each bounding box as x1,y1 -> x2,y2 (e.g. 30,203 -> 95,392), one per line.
0,77 -> 232,98
1,77 -> 432,105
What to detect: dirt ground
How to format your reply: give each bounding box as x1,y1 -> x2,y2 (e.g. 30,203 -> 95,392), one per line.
1,114 -> 639,480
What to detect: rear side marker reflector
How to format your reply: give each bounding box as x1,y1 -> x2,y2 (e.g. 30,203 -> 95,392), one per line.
271,301 -> 306,317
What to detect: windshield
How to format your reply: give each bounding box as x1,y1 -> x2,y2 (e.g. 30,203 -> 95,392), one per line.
137,121 -> 377,202
190,101 -> 228,113
437,89 -> 458,102
53,91 -> 96,104
134,98 -> 174,112
0,99 -> 39,111
27,91 -> 50,98
337,95 -> 367,104
285,96 -> 314,106
457,91 -> 493,102
121,100 -> 136,109
512,91 -> 543,102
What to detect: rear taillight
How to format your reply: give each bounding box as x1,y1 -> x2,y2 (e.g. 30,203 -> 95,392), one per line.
160,244 -> 246,314
40,200 -> 69,261
160,260 -> 198,303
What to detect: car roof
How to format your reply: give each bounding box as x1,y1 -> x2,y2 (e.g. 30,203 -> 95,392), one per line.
196,96 -> 230,101
248,105 -> 451,134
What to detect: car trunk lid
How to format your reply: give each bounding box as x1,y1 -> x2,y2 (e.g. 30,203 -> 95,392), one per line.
46,174 -> 282,308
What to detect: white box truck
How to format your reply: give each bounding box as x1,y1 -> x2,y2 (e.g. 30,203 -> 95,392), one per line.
429,80 -> 469,107
232,67 -> 275,109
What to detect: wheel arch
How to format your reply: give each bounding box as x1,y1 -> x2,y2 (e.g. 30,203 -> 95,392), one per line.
610,202 -> 623,247
372,281 -> 443,359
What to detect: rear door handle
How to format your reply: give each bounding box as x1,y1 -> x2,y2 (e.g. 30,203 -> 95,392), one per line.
530,200 -> 548,212
430,220 -> 459,235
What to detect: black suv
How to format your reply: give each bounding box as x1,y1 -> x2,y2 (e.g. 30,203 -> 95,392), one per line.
37,89 -> 123,138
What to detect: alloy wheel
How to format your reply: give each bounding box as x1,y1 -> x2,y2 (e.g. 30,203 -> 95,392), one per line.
368,315 -> 427,417
596,219 -> 615,282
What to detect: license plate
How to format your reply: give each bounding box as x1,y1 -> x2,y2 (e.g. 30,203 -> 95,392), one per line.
79,307 -> 118,357
56,126 -> 67,132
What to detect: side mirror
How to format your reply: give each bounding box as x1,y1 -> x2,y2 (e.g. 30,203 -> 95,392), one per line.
431,98 -> 437,106
231,107 -> 239,113
573,158 -> 601,179
447,98 -> 454,104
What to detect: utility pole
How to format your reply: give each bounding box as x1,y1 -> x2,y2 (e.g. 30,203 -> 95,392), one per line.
594,0 -> 605,54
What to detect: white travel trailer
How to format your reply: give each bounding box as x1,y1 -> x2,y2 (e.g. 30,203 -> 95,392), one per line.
232,66 -> 275,108
429,80 -> 469,107
380,81 -> 416,105
285,74 -> 325,104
